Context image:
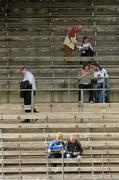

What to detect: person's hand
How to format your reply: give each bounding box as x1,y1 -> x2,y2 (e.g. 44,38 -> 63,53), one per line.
83,71 -> 90,77
73,152 -> 80,156
77,46 -> 82,50
48,149 -> 51,153
76,42 -> 80,46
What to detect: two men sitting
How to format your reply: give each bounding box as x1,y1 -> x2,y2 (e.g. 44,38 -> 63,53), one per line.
48,132 -> 83,166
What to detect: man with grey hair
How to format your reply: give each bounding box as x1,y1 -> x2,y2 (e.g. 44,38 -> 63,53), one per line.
66,135 -> 83,159
20,67 -> 38,122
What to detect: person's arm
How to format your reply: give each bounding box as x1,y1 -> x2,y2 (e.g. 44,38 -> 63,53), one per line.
90,71 -> 94,80
103,69 -> 109,79
78,71 -> 89,81
73,141 -> 83,156
89,43 -> 94,50
70,37 -> 79,45
48,141 -> 54,153
23,73 -> 33,86
92,72 -> 99,81
65,142 -> 69,154
65,142 -> 73,154
28,74 -> 34,85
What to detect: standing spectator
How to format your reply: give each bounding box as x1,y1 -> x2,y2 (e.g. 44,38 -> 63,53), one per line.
78,64 -> 94,103
92,63 -> 110,103
64,25 -> 84,64
65,135 -> 83,166
20,67 -> 38,122
48,132 -> 65,159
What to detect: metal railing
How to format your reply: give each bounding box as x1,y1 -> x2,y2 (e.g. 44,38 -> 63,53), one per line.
0,87 -> 115,112
0,76 -> 118,111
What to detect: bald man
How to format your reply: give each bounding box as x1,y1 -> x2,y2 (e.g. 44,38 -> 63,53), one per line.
66,135 -> 83,159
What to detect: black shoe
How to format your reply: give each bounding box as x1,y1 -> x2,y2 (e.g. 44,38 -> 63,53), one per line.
34,109 -> 39,113
21,119 -> 30,123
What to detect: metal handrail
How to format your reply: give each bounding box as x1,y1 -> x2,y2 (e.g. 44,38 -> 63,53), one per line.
0,56 -> 118,62
0,76 -> 118,81
0,87 -> 117,91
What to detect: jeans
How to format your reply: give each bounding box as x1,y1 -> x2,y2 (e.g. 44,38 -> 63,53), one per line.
66,153 -> 82,159
95,80 -> 110,103
66,153 -> 81,166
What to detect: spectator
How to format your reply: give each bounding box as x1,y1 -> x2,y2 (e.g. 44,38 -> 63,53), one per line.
64,25 -> 84,64
92,63 -> 110,103
81,36 -> 95,57
48,132 -> 65,159
80,36 -> 95,65
78,64 -> 94,103
65,135 -> 83,166
20,67 -> 38,122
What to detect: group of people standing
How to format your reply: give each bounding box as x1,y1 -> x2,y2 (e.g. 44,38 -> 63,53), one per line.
64,25 -> 110,103
78,63 -> 110,103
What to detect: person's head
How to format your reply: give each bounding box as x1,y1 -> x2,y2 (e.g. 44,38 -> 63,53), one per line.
56,132 -> 63,141
21,67 -> 28,76
78,25 -> 84,32
71,25 -> 84,33
82,36 -> 90,43
92,63 -> 102,71
69,135 -> 77,143
82,64 -> 90,72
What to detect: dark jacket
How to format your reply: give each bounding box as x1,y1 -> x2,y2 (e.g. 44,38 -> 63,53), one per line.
20,80 -> 32,98
66,140 -> 83,156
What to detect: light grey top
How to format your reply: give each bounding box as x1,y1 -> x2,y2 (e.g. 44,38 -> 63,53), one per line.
77,69 -> 93,84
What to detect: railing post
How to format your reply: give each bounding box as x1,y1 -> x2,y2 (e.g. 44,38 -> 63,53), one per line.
80,89 -> 84,112
18,118 -> 22,180
68,78 -> 71,103
62,148 -> 64,180
31,89 -> 34,113
1,116 -> 4,180
102,79 -> 105,103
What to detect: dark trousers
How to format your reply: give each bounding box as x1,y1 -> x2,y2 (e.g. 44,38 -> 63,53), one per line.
81,49 -> 95,57
48,153 -> 63,167
24,91 -> 37,113
48,153 -> 62,158
79,84 -> 93,102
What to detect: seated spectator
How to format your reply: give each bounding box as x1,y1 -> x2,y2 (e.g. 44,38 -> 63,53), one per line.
65,135 -> 83,161
92,63 -> 110,103
80,36 -> 95,57
80,36 -> 95,65
48,132 -> 65,158
64,25 -> 84,64
78,64 -> 94,103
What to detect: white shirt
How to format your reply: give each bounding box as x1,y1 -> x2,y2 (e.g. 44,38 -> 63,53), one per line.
23,71 -> 36,90
81,42 -> 93,50
94,68 -> 109,83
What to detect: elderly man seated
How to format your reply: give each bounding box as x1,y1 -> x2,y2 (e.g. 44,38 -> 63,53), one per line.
65,135 -> 83,166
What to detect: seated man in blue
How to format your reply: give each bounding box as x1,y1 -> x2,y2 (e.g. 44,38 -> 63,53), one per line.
66,135 -> 83,159
48,132 -> 65,158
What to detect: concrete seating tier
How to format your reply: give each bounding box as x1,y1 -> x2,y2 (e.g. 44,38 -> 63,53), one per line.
0,111 -> 119,179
